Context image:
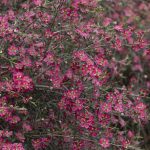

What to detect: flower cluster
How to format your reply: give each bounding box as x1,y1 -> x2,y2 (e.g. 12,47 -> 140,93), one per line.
0,0 -> 149,149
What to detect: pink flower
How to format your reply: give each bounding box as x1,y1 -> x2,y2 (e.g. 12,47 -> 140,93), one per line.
98,113 -> 111,126
114,103 -> 124,113
51,76 -> 63,88
43,53 -> 54,65
3,130 -> 13,137
13,72 -> 24,81
127,131 -> 134,138
94,54 -> 108,67
114,25 -> 123,32
101,102 -> 112,113
72,99 -> 84,111
9,115 -> 20,124
41,13 -> 51,24
121,139 -> 130,148
33,0 -> 43,6
0,107 -> 9,117
119,118 -> 126,127
135,102 -> 146,112
21,76 -> 33,91
103,18 -> 112,27
8,45 -> 18,56
65,69 -> 73,79
65,90 -> 80,100
79,112 -> 94,129
15,132 -> 25,142
22,57 -> 32,67
23,123 -> 32,132
73,50 -> 89,62
99,138 -> 110,148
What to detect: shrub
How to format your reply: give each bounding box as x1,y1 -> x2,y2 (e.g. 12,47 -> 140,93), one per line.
0,0 -> 149,149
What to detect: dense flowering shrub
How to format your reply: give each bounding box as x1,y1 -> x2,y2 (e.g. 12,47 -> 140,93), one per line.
0,0 -> 149,149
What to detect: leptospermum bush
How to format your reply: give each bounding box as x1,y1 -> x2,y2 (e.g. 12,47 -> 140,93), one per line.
0,0 -> 150,150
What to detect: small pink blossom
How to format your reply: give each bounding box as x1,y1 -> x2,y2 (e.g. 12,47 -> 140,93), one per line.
99,138 -> 110,148
33,0 -> 43,6
127,131 -> 134,138
135,102 -> 146,112
101,102 -> 112,113
8,45 -> 18,56
23,123 -> 32,132
114,25 -> 123,31
114,103 -> 124,113
103,18 -> 112,27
